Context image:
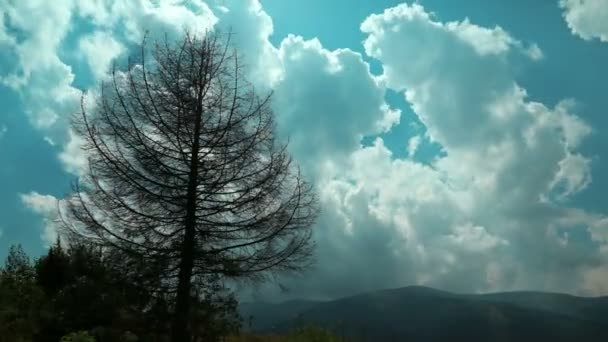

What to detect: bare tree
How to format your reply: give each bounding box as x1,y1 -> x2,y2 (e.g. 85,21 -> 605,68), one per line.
60,32 -> 318,342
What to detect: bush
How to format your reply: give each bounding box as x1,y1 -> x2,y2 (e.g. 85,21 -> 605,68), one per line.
287,326 -> 342,342
226,326 -> 347,342
60,331 -> 96,342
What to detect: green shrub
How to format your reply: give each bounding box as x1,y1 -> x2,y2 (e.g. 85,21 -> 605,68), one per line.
60,331 -> 96,342
287,326 -> 342,342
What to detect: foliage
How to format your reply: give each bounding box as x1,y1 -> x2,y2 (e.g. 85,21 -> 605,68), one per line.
0,244 -> 346,342
60,331 -> 96,342
0,245 -> 46,342
286,326 -> 344,342
0,243 -> 242,342
226,327 -> 348,342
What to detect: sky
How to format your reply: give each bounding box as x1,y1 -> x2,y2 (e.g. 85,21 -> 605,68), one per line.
1,0 -> 608,301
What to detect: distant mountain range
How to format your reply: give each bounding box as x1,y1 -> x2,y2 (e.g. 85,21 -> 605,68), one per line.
239,286 -> 608,341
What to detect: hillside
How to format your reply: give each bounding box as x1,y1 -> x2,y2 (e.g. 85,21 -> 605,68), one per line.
240,286 -> 608,341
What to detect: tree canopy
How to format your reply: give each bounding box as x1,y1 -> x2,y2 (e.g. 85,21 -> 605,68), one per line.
58,31 -> 318,341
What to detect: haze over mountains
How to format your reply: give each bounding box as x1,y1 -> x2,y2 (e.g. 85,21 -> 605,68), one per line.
240,286 -> 608,341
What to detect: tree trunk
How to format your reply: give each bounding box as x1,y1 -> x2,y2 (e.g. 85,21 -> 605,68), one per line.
171,100 -> 203,341
171,220 -> 196,341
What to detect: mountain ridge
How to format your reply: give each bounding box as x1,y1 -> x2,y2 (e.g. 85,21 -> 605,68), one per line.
240,286 -> 608,341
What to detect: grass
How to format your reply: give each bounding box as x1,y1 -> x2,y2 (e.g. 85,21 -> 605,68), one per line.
226,326 -> 351,342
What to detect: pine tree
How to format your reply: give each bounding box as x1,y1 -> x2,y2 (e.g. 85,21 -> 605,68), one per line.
60,31 -> 318,341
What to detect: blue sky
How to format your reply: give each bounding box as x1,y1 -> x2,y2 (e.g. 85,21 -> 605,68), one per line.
1,0 -> 608,300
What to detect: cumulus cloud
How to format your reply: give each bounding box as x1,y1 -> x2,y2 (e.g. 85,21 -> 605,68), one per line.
560,0 -> 608,42
19,192 -> 61,246
59,130 -> 88,176
251,3 -> 606,299
0,0 -> 218,147
12,0 -> 608,300
272,35 -> 399,175
301,2 -> 602,296
407,135 -> 421,157
211,0 -> 281,88
0,0 -> 74,88
75,0 -> 217,42
0,0 -> 80,145
78,31 -> 125,80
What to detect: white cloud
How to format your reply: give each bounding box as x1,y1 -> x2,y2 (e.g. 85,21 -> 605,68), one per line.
0,0 -> 74,88
78,31 -> 125,80
212,0 -> 281,88
75,0 -> 217,42
0,125 -> 7,140
525,43 -> 544,61
560,0 -> 608,42
59,130 -> 88,176
252,2 -> 605,299
447,18 -> 517,56
550,152 -> 592,199
19,192 -> 61,245
11,0 -> 608,299
0,0 -> 81,145
1,0 -> 218,148
120,0 -> 217,42
306,2 -> 603,296
407,135 -> 421,158
273,35 -> 399,175
447,223 -> 509,253
582,265 -> 608,295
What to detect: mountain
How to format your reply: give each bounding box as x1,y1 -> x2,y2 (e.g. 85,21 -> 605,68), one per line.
239,286 -> 608,341
239,298 -> 322,332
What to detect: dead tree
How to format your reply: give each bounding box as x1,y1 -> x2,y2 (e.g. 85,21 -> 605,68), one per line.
60,32 -> 318,342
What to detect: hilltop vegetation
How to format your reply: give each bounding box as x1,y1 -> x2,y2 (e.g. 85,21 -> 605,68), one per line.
0,243 -> 345,342
0,243 -> 240,341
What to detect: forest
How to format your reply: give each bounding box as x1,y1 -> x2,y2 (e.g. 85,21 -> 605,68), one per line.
0,242 -> 347,341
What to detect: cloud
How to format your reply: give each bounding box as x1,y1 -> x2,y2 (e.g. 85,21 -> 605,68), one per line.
273,35 -> 399,175
407,135 -> 421,158
248,2 -> 605,299
447,18 -> 543,60
0,0 -> 218,147
560,0 -> 608,42
11,0 -> 608,300
78,31 -> 125,80
0,0 -> 74,88
19,192 -> 61,246
317,2 -> 602,296
75,0 -> 217,42
447,223 -> 509,253
0,124 -> 6,140
0,0 -> 80,145
582,265 -> 608,294
212,1 -> 400,169
212,0 -> 281,88
59,130 -> 88,176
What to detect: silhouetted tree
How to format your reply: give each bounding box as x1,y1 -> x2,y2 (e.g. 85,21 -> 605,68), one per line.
0,245 -> 45,341
0,242 -> 241,341
33,241 -> 129,341
60,31 -> 318,342
35,238 -> 70,297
